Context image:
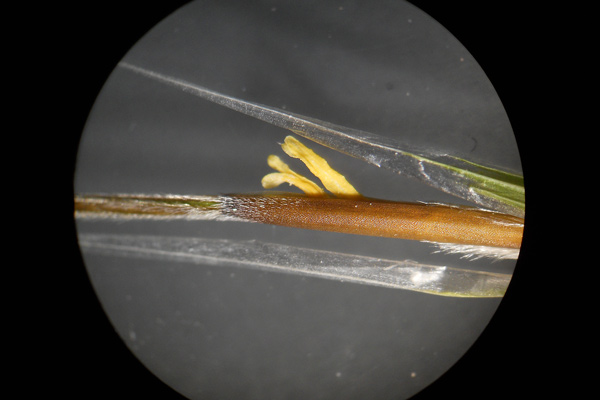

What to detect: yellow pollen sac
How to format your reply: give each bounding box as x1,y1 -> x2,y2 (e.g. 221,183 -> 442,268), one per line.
276,136 -> 361,197
261,155 -> 326,196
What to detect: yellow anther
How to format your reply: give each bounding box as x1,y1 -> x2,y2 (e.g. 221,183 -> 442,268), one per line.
261,155 -> 326,196
280,136 -> 361,197
261,136 -> 361,198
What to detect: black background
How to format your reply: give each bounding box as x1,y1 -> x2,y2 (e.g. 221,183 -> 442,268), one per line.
34,1 -> 556,398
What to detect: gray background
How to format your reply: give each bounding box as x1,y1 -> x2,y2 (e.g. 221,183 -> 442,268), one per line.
74,1 -> 522,399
